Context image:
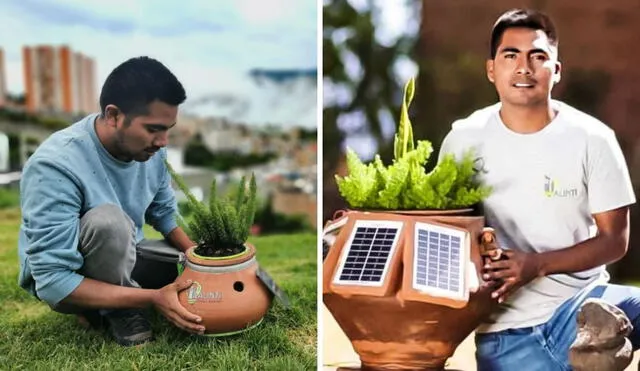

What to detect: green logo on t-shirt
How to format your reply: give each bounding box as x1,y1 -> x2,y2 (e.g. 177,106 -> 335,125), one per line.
544,175 -> 578,198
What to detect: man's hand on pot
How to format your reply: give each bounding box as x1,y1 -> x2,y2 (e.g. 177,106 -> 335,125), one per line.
153,279 -> 205,335
481,250 -> 542,304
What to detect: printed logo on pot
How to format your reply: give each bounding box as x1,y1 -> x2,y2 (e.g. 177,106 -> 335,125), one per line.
186,281 -> 223,304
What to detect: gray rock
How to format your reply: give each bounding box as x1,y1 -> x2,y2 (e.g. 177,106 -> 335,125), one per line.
569,298 -> 633,371
570,337 -> 633,371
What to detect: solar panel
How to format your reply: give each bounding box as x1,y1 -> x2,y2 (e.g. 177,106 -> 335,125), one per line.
333,220 -> 403,287
413,222 -> 468,300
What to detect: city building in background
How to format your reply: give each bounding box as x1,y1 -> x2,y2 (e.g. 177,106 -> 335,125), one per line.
22,45 -> 96,114
0,48 -> 6,107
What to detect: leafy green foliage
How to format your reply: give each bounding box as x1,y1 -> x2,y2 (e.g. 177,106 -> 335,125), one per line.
0,187 -> 20,210
335,78 -> 491,210
165,160 -> 258,257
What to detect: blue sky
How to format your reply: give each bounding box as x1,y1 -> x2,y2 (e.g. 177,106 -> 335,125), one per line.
0,0 -> 317,126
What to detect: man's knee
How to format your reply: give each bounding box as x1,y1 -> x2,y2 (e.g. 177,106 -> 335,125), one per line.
77,204 -> 138,286
79,204 -> 135,256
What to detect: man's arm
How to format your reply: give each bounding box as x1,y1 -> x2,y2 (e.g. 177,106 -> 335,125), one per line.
62,277 -> 205,334
538,206 -> 629,275
484,206 -> 630,302
62,278 -> 157,308
21,158 -> 86,306
145,151 -> 179,237
165,226 -> 196,253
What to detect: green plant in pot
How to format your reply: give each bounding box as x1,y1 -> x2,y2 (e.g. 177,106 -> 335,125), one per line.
166,161 -> 257,258
165,161 -> 279,336
323,77 -> 498,370
335,77 -> 491,211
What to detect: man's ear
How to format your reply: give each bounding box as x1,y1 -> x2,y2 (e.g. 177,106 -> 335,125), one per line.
486,59 -> 495,83
104,105 -> 120,127
553,61 -> 562,84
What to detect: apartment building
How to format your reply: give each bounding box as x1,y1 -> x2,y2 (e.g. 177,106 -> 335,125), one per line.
23,45 -> 97,114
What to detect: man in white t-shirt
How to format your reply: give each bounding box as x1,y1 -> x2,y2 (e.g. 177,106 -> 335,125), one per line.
438,8 -> 640,370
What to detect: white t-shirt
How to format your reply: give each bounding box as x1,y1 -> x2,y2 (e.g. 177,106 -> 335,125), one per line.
438,100 -> 636,333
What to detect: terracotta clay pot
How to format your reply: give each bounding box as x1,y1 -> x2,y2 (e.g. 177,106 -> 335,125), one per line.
323,210 -> 499,370
178,243 -> 272,336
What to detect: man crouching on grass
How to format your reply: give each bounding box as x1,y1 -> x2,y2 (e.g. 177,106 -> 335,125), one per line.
17,56 -> 204,346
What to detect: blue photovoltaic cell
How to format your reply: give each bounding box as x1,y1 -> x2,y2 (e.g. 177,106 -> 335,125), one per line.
415,228 -> 461,293
338,226 -> 398,283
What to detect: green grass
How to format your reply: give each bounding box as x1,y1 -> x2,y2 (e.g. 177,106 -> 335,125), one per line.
0,187 -> 20,209
0,208 -> 317,370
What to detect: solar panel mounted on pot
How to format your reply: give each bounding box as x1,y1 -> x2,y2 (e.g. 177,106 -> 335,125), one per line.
329,218 -> 405,297
413,222 -> 467,300
334,219 -> 403,286
398,219 -> 472,308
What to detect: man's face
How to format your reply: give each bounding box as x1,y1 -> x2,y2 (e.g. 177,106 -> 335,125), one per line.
486,27 -> 561,108
107,100 -> 178,162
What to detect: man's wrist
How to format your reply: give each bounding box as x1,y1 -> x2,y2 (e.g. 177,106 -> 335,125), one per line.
166,227 -> 196,253
145,288 -> 160,307
534,253 -> 548,278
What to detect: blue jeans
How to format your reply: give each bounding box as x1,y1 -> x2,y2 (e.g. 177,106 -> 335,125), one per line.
475,284 -> 640,371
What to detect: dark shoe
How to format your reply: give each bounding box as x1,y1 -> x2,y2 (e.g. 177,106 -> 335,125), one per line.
104,309 -> 154,346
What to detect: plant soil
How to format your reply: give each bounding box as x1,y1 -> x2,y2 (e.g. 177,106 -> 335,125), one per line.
195,243 -> 246,258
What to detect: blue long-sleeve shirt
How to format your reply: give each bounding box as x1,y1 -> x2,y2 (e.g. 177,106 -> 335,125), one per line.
18,113 -> 178,306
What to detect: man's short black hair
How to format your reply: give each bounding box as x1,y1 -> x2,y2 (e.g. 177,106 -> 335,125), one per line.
99,56 -> 186,117
490,9 -> 558,59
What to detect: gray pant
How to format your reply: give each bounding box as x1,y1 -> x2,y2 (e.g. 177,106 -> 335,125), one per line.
52,204 -> 182,314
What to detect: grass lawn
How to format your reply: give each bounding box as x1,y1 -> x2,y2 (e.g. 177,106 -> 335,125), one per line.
0,208 -> 317,370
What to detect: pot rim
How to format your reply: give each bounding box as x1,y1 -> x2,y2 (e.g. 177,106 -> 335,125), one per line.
347,208 -> 475,215
185,255 -> 257,274
187,243 -> 256,267
191,244 -> 249,261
